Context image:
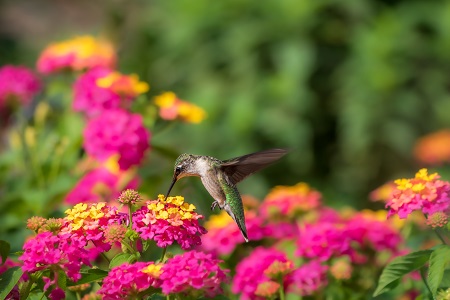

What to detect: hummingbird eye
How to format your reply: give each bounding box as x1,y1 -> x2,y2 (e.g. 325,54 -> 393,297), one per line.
175,166 -> 182,174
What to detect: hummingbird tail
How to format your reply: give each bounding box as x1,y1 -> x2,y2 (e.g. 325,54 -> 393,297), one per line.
224,204 -> 249,242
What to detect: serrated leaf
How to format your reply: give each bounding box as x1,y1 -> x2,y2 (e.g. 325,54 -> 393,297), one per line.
109,253 -> 133,269
373,250 -> 432,296
0,240 -> 10,264
67,269 -> 108,286
428,245 -> 450,296
0,266 -> 23,299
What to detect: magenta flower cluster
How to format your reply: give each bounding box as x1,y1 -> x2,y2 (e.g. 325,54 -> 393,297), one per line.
98,262 -> 162,299
160,250 -> 228,297
73,67 -> 124,118
286,260 -> 329,296
97,251 -> 228,299
65,167 -> 139,205
0,65 -> 41,108
19,231 -> 91,299
232,247 -> 290,300
20,232 -> 90,281
132,204 -> 207,250
72,67 -> 139,118
200,211 -> 270,256
83,109 -> 150,170
296,211 -> 402,263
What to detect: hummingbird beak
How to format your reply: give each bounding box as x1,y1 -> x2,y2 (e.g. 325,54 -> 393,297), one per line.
165,175 -> 178,200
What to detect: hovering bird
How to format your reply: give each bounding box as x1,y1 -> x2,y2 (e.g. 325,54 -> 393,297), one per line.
165,148 -> 287,242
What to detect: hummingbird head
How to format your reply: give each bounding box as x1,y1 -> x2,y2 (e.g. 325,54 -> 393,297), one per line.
165,153 -> 200,199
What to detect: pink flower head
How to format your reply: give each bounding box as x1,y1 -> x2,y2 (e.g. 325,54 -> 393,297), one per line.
19,231 -> 90,282
386,169 -> 450,219
37,36 -> 116,74
200,210 -> 269,255
83,109 -> 150,170
132,195 -> 207,250
63,202 -> 126,256
232,247 -> 291,300
160,250 -> 228,298
260,182 -> 322,220
345,212 -> 402,254
65,167 -> 139,205
73,67 -> 148,118
296,222 -> 352,261
286,260 -> 328,296
0,65 -> 41,108
95,70 -> 149,98
98,262 -> 162,299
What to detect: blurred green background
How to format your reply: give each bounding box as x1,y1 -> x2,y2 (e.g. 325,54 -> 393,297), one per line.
2,0 -> 450,248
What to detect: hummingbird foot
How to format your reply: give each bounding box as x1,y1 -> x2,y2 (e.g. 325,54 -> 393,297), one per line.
211,201 -> 221,211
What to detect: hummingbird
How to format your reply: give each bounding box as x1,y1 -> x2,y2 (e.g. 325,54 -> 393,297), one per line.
165,148 -> 287,242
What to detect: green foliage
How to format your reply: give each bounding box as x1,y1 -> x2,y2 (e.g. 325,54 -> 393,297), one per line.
0,266 -> 23,299
0,240 -> 10,264
67,269 -> 108,286
428,245 -> 450,297
109,252 -> 137,269
373,250 -> 432,296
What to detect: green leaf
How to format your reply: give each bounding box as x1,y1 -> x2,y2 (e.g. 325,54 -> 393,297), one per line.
143,239 -> 152,252
0,240 -> 10,264
149,294 -> 166,300
109,253 -> 134,269
67,269 -> 108,286
428,245 -> 450,296
373,250 -> 432,296
0,266 -> 23,299
440,270 -> 450,288
56,270 -> 67,291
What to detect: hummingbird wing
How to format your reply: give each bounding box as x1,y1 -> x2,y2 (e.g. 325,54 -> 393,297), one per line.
220,148 -> 287,185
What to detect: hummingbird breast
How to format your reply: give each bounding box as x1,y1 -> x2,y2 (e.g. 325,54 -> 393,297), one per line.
200,169 -> 227,207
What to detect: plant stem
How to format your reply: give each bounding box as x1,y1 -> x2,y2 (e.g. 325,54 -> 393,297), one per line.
434,229 -> 447,245
160,247 -> 167,263
128,204 -> 133,228
279,285 -> 285,300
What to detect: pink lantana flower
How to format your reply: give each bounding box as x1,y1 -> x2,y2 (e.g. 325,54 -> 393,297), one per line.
63,202 -> 126,257
232,247 -> 292,300
200,209 -> 268,255
73,67 -> 148,118
160,250 -> 228,298
286,260 -> 328,297
37,36 -> 116,74
345,212 -> 402,254
98,262 -> 162,299
132,195 -> 207,249
19,231 -> 90,300
83,109 -> 150,170
65,167 -> 139,205
386,168 -> 450,219
296,222 -> 353,262
0,65 -> 41,109
260,182 -> 322,220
